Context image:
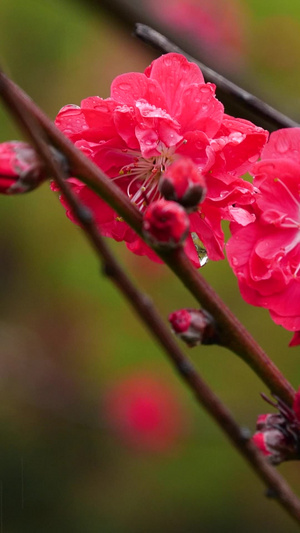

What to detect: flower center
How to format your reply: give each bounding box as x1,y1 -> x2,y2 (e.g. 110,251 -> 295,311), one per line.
113,145 -> 181,211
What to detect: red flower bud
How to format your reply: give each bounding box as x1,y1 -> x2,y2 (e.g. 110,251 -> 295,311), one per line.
252,392 -> 300,465
143,199 -> 190,249
252,429 -> 289,464
168,308 -> 219,347
0,141 -> 68,194
159,157 -> 206,211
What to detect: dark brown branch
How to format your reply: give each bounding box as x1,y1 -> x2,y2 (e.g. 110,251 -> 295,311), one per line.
71,0 -> 299,131
134,24 -> 299,131
0,69 -> 295,407
4,77 -> 300,525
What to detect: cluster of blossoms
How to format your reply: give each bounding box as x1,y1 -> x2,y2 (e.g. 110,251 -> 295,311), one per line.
54,53 -> 267,267
1,53 -> 299,346
252,390 -> 300,465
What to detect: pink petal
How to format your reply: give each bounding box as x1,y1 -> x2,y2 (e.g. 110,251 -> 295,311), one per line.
126,237 -> 163,263
262,128 -> 300,162
177,83 -> 224,137
190,208 -> 225,261
111,73 -> 166,109
145,53 -> 204,118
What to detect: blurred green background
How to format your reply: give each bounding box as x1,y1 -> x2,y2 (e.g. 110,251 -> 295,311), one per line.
0,0 -> 300,531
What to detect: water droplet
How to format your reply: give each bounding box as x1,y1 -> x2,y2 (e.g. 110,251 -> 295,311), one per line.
191,233 -> 209,267
276,135 -> 290,154
163,57 -> 172,67
119,83 -> 131,91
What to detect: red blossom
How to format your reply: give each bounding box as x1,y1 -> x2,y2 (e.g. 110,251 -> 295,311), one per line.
55,53 -> 268,266
227,128 -> 300,345
104,372 -> 190,452
143,199 -> 190,249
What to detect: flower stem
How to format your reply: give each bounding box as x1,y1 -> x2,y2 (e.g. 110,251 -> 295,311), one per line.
0,69 -> 295,406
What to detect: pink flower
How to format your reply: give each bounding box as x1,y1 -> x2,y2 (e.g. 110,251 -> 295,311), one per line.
104,372 -> 189,452
252,390 -> 300,464
150,0 -> 247,68
55,53 -> 267,267
227,129 -> 300,345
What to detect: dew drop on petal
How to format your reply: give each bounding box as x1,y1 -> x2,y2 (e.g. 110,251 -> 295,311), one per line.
119,83 -> 132,91
275,135 -> 290,154
191,232 -> 209,266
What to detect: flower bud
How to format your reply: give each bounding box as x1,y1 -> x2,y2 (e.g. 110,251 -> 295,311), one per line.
168,308 -> 219,347
252,429 -> 291,465
256,413 -> 283,431
143,199 -> 190,249
252,392 -> 300,465
159,157 -> 206,211
0,141 -> 67,194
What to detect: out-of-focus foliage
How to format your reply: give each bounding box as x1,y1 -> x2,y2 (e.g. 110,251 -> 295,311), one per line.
0,1 -> 300,531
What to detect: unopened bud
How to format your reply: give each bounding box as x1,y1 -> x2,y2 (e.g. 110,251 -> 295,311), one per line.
252,392 -> 300,465
252,428 -> 296,465
0,141 -> 67,194
256,413 -> 283,431
143,200 -> 190,249
168,308 -> 219,347
159,157 -> 206,211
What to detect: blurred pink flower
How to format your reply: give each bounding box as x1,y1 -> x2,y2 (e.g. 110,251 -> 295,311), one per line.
55,53 -> 267,266
104,372 -> 190,452
227,129 -> 300,346
150,0 -> 247,67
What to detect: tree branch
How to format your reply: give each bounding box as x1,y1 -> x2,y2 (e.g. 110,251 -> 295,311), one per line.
134,24 -> 299,131
0,69 -> 295,407
3,78 -> 300,525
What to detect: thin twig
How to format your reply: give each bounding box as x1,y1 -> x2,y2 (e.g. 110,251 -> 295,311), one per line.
134,24 -> 299,131
3,78 -> 300,525
0,69 -> 295,406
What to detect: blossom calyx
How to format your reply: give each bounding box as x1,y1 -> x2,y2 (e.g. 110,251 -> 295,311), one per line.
143,199 -> 190,249
159,157 -> 206,211
168,308 -> 219,347
252,391 -> 300,465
